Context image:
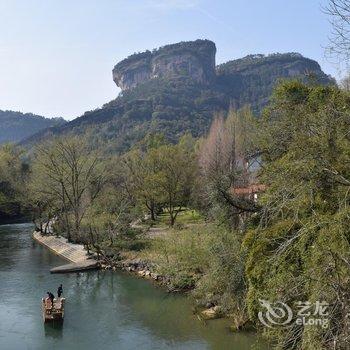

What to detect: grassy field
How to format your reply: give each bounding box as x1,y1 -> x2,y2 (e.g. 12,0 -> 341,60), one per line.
149,208 -> 204,228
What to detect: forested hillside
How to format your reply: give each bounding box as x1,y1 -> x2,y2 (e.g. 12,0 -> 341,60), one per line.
23,41 -> 334,154
0,144 -> 30,222
0,110 -> 65,144
216,52 -> 333,112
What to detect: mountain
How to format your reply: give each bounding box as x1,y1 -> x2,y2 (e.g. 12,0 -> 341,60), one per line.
113,40 -> 216,90
23,39 -> 334,153
0,110 -> 66,144
216,52 -> 333,112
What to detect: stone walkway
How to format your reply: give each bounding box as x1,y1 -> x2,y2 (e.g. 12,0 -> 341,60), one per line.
33,231 -> 99,273
33,231 -> 89,263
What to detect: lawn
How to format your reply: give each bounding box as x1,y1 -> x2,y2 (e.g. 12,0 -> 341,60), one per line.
151,208 -> 204,228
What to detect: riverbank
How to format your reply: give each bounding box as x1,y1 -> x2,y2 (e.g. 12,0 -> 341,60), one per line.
32,231 -> 162,283
32,231 -> 99,273
32,229 -> 224,321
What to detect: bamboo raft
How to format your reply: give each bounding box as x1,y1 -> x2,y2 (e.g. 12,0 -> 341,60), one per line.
42,297 -> 65,323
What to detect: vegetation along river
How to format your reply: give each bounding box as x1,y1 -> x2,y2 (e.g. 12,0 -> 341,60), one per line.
0,223 -> 266,350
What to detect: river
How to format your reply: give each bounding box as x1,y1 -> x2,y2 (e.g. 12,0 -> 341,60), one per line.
0,223 -> 266,350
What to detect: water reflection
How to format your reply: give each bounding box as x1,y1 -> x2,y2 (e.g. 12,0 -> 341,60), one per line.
65,269 -> 259,349
44,323 -> 63,339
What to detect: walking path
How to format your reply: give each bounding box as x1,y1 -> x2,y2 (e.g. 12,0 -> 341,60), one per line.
33,231 -> 98,273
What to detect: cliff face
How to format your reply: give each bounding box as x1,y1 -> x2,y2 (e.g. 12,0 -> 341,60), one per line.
113,42 -> 331,95
113,40 -> 216,90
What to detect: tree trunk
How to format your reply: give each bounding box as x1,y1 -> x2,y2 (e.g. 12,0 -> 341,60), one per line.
62,184 -> 71,242
150,207 -> 156,221
170,214 -> 175,226
65,212 -> 71,242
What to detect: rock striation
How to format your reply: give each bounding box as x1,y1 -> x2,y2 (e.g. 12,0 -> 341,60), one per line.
113,39 -> 216,90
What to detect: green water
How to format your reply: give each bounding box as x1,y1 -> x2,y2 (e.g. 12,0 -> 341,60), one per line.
0,223 -> 266,350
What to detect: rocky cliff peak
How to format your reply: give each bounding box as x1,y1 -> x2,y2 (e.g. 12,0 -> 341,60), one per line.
112,39 -> 216,90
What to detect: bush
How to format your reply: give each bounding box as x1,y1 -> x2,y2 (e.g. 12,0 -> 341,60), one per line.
150,227 -> 210,290
144,224 -> 248,325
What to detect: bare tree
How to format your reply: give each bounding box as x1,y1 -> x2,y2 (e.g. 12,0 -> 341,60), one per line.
199,108 -> 260,220
31,136 -> 105,241
325,0 -> 350,61
339,72 -> 350,89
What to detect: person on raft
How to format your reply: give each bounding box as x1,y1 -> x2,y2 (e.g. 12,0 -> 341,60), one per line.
45,292 -> 55,309
57,284 -> 63,298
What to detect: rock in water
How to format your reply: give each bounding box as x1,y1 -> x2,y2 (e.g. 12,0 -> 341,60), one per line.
200,306 -> 222,320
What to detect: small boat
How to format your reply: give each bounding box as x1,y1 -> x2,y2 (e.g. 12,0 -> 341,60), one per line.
42,297 -> 65,323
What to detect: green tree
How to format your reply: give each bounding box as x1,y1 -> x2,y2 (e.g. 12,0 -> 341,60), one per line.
245,81 -> 350,349
0,144 -> 29,222
123,149 -> 162,221
125,134 -> 197,226
149,136 -> 197,226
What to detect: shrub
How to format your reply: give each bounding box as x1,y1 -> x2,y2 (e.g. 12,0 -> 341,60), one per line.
145,224 -> 248,326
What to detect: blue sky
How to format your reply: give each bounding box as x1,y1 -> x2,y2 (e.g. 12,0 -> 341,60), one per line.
0,0 -> 341,120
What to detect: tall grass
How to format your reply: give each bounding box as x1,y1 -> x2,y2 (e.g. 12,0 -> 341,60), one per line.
143,224 -> 248,328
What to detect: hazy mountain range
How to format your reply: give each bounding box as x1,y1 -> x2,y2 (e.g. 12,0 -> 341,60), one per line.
0,110 -> 65,145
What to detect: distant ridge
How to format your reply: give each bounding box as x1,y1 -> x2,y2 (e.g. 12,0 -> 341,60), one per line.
0,110 -> 66,144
